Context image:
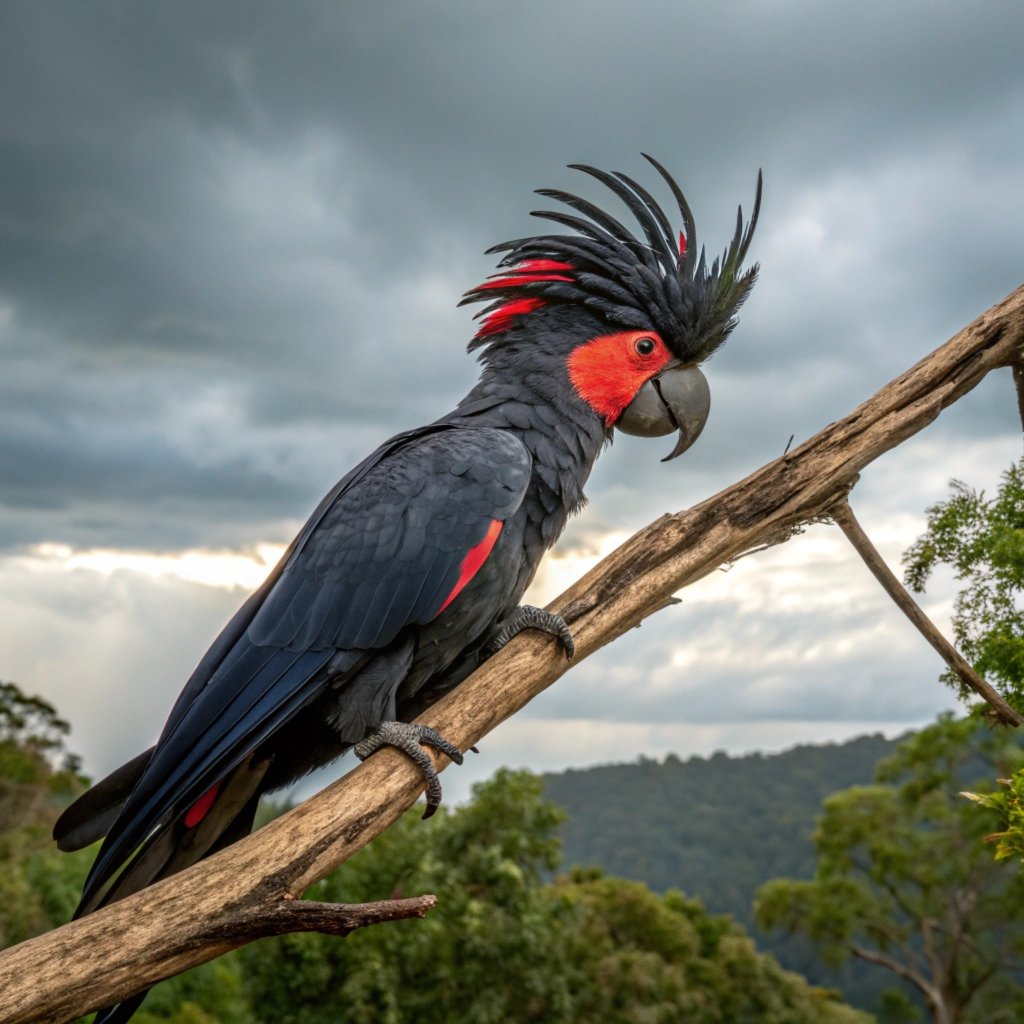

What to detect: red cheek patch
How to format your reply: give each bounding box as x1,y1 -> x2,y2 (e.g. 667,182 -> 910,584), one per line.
567,331 -> 672,426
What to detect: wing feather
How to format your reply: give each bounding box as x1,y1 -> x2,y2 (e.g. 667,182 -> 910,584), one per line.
247,428 -> 531,650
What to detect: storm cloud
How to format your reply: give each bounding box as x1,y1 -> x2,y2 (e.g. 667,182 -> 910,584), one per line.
1,1 -> 1021,784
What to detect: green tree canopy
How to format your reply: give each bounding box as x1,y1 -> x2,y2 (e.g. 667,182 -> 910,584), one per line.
0,680 -> 90,949
755,714 -> 1024,1024
234,769 -> 869,1024
0,714 -> 870,1024
902,458 -> 1024,861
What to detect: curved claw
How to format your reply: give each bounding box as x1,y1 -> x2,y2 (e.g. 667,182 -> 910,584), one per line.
483,605 -> 575,660
354,721 -> 463,819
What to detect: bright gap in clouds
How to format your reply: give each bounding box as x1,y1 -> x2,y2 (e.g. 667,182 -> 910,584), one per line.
25,542 -> 288,591
21,527 -> 644,607
524,529 -> 634,608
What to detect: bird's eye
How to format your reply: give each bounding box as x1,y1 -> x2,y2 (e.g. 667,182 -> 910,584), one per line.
634,336 -> 657,356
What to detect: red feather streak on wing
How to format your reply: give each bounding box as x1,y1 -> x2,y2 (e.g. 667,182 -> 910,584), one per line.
179,522 -> 505,816
184,781 -> 222,828
435,519 -> 504,616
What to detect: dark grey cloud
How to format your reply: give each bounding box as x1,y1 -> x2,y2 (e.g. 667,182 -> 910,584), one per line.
2,1 -> 1022,555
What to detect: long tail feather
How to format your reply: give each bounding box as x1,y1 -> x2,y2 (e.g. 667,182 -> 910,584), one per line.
76,753 -> 271,917
53,747 -> 155,852
92,990 -> 149,1024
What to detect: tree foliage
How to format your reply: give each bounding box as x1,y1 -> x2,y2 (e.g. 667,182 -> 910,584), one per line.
903,458 -> 1024,709
559,874 -> 868,1024
902,458 -> 1024,862
544,736 -> 894,929
543,735 -> 900,1008
0,680 -> 90,949
232,770 -> 868,1024
755,714 -> 1024,1024
962,774 -> 1024,863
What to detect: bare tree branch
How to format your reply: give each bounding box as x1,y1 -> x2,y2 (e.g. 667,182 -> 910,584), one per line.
219,894 -> 438,941
830,499 -> 1022,725
852,944 -> 950,1024
1012,363 -> 1024,434
0,284 -> 1022,1024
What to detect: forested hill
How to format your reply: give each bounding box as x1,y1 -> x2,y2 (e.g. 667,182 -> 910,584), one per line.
542,733 -> 897,931
542,732 -> 903,1012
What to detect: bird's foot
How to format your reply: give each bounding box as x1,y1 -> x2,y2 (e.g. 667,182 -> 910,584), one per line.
354,721 -> 463,819
483,605 -> 575,660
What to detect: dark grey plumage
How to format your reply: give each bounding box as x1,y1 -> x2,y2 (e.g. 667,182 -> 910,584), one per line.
54,157 -> 762,1024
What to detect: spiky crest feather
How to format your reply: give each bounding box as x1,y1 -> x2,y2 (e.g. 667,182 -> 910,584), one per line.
461,156 -> 762,364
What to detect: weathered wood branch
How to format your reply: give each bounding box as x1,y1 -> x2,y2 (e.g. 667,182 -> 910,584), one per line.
1,284 -> 1022,1024
1012,363 -> 1024,434
224,894 -> 438,940
830,499 -> 1022,725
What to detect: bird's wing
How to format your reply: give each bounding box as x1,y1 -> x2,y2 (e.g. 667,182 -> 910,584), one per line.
246,426 -> 530,650
78,426 -> 531,911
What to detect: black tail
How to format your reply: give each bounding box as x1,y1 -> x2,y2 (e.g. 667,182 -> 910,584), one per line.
65,757 -> 269,1023
93,991 -> 150,1024
75,755 -> 268,916
53,747 -> 155,852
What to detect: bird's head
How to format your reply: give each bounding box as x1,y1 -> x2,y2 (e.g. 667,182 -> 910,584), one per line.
460,156 -> 762,461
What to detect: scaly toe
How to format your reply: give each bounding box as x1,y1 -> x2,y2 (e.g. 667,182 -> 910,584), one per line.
483,605 -> 575,660
353,720 -> 463,818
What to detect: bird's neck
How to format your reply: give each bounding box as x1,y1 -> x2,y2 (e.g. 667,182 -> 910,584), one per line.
444,371 -> 609,519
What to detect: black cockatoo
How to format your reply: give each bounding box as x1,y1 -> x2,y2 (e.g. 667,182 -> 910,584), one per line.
54,156 -> 761,1023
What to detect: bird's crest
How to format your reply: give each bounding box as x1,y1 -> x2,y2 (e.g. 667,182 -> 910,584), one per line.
461,156 -> 762,363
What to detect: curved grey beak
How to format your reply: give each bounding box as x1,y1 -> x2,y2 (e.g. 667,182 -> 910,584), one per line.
615,364 -> 711,462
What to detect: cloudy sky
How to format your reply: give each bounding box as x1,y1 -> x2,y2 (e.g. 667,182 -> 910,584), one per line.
1,2 -> 1022,803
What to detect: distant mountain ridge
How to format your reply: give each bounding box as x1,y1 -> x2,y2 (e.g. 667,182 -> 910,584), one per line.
542,733 -> 897,923
542,732 -> 902,1011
